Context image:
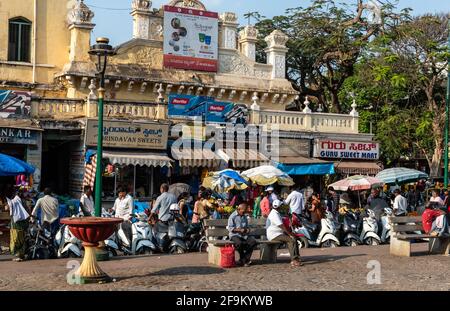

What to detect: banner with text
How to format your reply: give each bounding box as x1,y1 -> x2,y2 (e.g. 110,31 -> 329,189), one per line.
163,5 -> 218,72
314,139 -> 380,160
85,120 -> 169,150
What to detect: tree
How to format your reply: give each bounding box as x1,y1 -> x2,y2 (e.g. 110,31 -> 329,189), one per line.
253,0 -> 404,113
347,14 -> 449,177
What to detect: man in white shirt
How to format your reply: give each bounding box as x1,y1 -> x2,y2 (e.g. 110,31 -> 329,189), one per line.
266,200 -> 301,267
111,187 -> 134,240
430,190 -> 444,206
265,186 -> 278,205
80,185 -> 94,216
284,187 -> 304,216
31,187 -> 59,234
392,189 -> 408,216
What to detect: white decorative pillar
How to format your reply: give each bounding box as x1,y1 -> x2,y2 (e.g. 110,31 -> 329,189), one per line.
302,96 -> 313,130
67,0 -> 95,63
250,93 -> 260,125
264,30 -> 289,79
131,0 -> 152,40
350,99 -> 359,132
239,26 -> 258,61
87,79 -> 98,117
219,12 -> 239,49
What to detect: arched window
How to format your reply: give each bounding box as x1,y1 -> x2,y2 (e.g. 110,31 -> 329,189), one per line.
8,17 -> 31,62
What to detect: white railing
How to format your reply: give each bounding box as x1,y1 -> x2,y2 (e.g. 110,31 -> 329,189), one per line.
103,102 -> 160,119
33,100 -> 85,118
257,109 -> 359,134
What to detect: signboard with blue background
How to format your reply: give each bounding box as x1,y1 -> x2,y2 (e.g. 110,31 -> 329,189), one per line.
168,94 -> 248,124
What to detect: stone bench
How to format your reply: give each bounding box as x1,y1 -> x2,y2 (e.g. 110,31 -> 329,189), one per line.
390,216 -> 449,257
204,218 -> 281,266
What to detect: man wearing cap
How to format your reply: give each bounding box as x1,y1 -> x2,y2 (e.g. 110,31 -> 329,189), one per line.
266,186 -> 279,205
227,203 -> 257,267
392,189 -> 408,216
266,200 -> 301,267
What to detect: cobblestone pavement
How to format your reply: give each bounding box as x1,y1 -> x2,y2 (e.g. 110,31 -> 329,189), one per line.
0,243 -> 449,291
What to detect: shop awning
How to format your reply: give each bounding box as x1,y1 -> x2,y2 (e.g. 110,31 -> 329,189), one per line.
102,150 -> 173,167
334,161 -> 382,176
275,156 -> 335,175
175,148 -> 221,168
216,149 -> 270,168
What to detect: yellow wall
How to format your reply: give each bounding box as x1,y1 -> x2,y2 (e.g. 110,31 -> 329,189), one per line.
0,0 -> 74,84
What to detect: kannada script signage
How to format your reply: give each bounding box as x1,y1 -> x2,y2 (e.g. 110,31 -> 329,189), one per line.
85,120 -> 169,150
314,139 -> 380,160
163,5 -> 218,72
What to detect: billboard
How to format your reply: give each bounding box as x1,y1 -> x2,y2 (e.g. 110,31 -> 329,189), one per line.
85,119 -> 169,150
168,94 -> 248,124
0,90 -> 31,118
314,139 -> 380,160
163,5 -> 218,72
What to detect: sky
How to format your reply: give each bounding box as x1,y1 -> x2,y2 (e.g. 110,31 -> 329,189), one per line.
83,0 -> 450,46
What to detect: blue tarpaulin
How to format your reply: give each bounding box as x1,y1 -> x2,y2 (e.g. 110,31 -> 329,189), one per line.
276,162 -> 335,176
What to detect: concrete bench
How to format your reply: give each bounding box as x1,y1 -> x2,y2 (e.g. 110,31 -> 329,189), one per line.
204,218 -> 281,266
390,216 -> 449,257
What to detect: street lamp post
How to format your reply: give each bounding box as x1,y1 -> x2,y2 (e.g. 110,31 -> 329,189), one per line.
88,37 -> 115,217
444,18 -> 450,189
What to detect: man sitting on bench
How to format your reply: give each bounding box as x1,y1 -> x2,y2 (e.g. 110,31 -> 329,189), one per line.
422,202 -> 449,237
227,203 -> 257,267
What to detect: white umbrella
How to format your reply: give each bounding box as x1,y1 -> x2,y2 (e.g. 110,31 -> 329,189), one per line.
241,165 -> 294,186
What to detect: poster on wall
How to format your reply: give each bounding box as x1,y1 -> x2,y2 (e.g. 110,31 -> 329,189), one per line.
0,90 -> 31,118
163,5 -> 219,72
206,101 -> 248,124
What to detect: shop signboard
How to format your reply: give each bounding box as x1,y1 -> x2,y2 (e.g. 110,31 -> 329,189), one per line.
314,139 -> 380,160
0,127 -> 39,145
0,90 -> 31,118
85,120 -> 169,150
163,5 -> 219,72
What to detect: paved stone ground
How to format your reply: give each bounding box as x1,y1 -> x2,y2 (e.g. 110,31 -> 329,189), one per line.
0,243 -> 449,291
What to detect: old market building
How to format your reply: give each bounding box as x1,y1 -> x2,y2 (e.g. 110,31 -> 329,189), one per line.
0,0 -> 380,203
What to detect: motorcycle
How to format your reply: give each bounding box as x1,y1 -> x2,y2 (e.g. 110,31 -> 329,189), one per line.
360,209 -> 381,245
380,207 -> 393,244
294,211 -> 340,248
25,216 -> 57,260
103,211 -> 133,257
54,223 -> 82,258
167,204 -> 188,254
185,222 -> 208,252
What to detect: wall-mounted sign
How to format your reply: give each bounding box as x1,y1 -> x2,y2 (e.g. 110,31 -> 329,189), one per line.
0,127 -> 39,145
168,94 -> 248,124
85,120 -> 169,150
0,90 -> 31,118
163,5 -> 218,72
314,139 -> 380,160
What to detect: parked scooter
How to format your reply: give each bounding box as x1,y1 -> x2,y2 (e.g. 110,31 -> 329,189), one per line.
185,222 -> 208,252
380,207 -> 393,244
294,211 -> 340,248
282,214 -> 309,248
130,212 -> 157,255
167,204 -> 188,254
103,211 -> 133,256
360,209 -> 381,245
340,210 -> 362,247
54,223 -> 82,258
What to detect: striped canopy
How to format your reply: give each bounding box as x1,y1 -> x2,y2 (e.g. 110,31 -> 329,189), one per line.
376,168 -> 428,185
328,175 -> 384,191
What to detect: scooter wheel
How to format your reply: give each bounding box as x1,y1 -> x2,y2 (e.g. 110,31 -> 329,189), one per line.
142,247 -> 155,255
34,247 -> 50,260
321,240 -> 338,248
366,238 -> 380,246
297,237 -> 309,249
107,248 -> 117,258
344,239 -> 359,247
199,242 -> 209,253
170,246 -> 186,254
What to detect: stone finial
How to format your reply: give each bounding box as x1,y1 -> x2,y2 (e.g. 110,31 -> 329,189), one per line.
88,79 -> 97,100
132,0 -> 152,11
239,26 -> 258,40
168,0 -> 206,10
350,99 -> 359,117
302,96 -> 312,113
239,26 -> 258,61
220,12 -> 238,24
251,92 -> 260,111
264,30 -> 288,48
68,0 -> 94,25
317,103 -> 323,113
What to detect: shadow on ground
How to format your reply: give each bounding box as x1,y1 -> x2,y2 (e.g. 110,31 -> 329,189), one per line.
115,266 -> 226,282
